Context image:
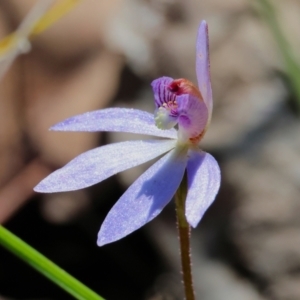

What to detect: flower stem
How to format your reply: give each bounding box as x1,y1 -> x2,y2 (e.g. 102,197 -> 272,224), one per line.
0,225 -> 105,300
175,175 -> 195,300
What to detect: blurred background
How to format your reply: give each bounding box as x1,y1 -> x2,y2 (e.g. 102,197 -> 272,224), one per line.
0,0 -> 300,299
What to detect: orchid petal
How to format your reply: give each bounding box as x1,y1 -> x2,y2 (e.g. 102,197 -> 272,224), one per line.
151,76 -> 175,108
34,139 -> 176,193
98,148 -> 187,246
185,150 -> 220,228
196,21 -> 213,119
51,108 -> 177,139
176,94 -> 208,140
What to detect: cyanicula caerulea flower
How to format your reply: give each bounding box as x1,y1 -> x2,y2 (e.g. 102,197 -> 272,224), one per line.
34,21 -> 221,246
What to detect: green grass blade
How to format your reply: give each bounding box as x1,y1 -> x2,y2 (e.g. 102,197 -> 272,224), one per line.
0,225 -> 105,300
256,0 -> 300,109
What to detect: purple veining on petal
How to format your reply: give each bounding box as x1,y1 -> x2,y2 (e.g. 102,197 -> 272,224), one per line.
185,150 -> 220,228
152,77 -> 181,130
50,108 -> 177,139
151,76 -> 176,109
196,20 -> 213,119
97,148 -> 187,246
34,139 -> 176,193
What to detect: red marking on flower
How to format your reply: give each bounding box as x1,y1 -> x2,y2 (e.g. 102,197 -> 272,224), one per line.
189,129 -> 206,144
168,78 -> 203,101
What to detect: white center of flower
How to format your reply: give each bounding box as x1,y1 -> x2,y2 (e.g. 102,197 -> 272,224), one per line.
154,106 -> 177,130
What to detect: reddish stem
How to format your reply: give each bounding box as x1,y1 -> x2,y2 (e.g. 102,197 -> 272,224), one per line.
175,175 -> 195,300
